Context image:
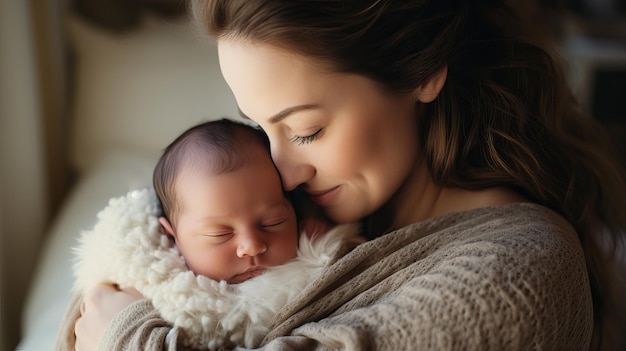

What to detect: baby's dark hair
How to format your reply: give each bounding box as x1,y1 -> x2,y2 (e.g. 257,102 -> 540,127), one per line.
153,118 -> 269,228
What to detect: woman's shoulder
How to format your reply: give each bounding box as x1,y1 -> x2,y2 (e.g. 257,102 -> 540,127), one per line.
398,202 -> 590,296
402,201 -> 579,249
385,202 -> 587,281
362,203 -> 593,349
464,202 -> 577,251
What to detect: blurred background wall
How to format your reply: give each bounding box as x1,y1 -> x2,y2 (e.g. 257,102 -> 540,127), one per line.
0,1 -> 50,350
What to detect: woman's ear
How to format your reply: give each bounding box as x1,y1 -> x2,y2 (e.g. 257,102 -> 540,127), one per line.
414,66 -> 448,103
159,216 -> 176,240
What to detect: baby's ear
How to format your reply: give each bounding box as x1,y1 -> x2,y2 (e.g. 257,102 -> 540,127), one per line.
159,216 -> 176,240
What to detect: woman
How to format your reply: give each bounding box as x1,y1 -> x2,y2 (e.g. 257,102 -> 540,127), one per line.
75,0 -> 626,350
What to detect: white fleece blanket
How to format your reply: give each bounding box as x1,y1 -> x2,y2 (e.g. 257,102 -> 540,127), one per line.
72,188 -> 358,350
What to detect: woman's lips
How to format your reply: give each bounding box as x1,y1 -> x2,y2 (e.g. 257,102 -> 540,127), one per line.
307,186 -> 340,206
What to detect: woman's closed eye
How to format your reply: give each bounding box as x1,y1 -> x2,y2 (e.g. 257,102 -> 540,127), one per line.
289,129 -> 322,145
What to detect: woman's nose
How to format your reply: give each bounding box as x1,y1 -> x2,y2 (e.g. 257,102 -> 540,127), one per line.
271,145 -> 315,191
236,230 -> 267,258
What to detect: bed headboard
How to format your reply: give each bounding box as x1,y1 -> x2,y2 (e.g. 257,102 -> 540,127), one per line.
33,0 -> 192,225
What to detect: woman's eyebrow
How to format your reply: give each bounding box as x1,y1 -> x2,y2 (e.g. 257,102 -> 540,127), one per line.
238,105 -> 321,124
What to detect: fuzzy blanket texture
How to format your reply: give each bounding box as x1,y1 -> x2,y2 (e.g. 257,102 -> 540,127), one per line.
71,188 -> 358,350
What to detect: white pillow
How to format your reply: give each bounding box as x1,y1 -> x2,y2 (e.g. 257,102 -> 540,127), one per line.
18,150 -> 159,351
67,13 -> 239,174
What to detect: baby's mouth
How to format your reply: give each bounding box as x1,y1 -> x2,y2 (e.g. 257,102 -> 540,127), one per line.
229,267 -> 267,284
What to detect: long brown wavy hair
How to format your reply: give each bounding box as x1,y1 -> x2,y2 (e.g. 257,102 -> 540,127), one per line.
190,0 -> 626,349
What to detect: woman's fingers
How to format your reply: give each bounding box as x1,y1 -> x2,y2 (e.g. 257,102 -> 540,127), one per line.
75,284 -> 144,351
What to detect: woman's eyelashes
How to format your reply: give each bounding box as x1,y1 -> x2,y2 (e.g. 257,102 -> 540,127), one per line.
289,129 -> 322,145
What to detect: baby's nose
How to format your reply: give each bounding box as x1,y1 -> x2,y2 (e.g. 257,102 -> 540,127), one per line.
236,231 -> 267,258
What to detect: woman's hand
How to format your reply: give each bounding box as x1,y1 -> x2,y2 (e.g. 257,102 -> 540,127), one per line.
74,284 -> 143,351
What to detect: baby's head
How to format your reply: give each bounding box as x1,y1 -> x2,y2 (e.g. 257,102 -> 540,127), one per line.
153,119 -> 298,283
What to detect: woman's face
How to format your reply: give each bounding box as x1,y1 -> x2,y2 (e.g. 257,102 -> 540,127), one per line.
218,40 -> 421,223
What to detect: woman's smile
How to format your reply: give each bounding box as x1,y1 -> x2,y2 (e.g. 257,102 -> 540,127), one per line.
306,185 -> 341,206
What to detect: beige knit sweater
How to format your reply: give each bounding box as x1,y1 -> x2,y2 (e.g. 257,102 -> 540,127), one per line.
61,203 -> 594,350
